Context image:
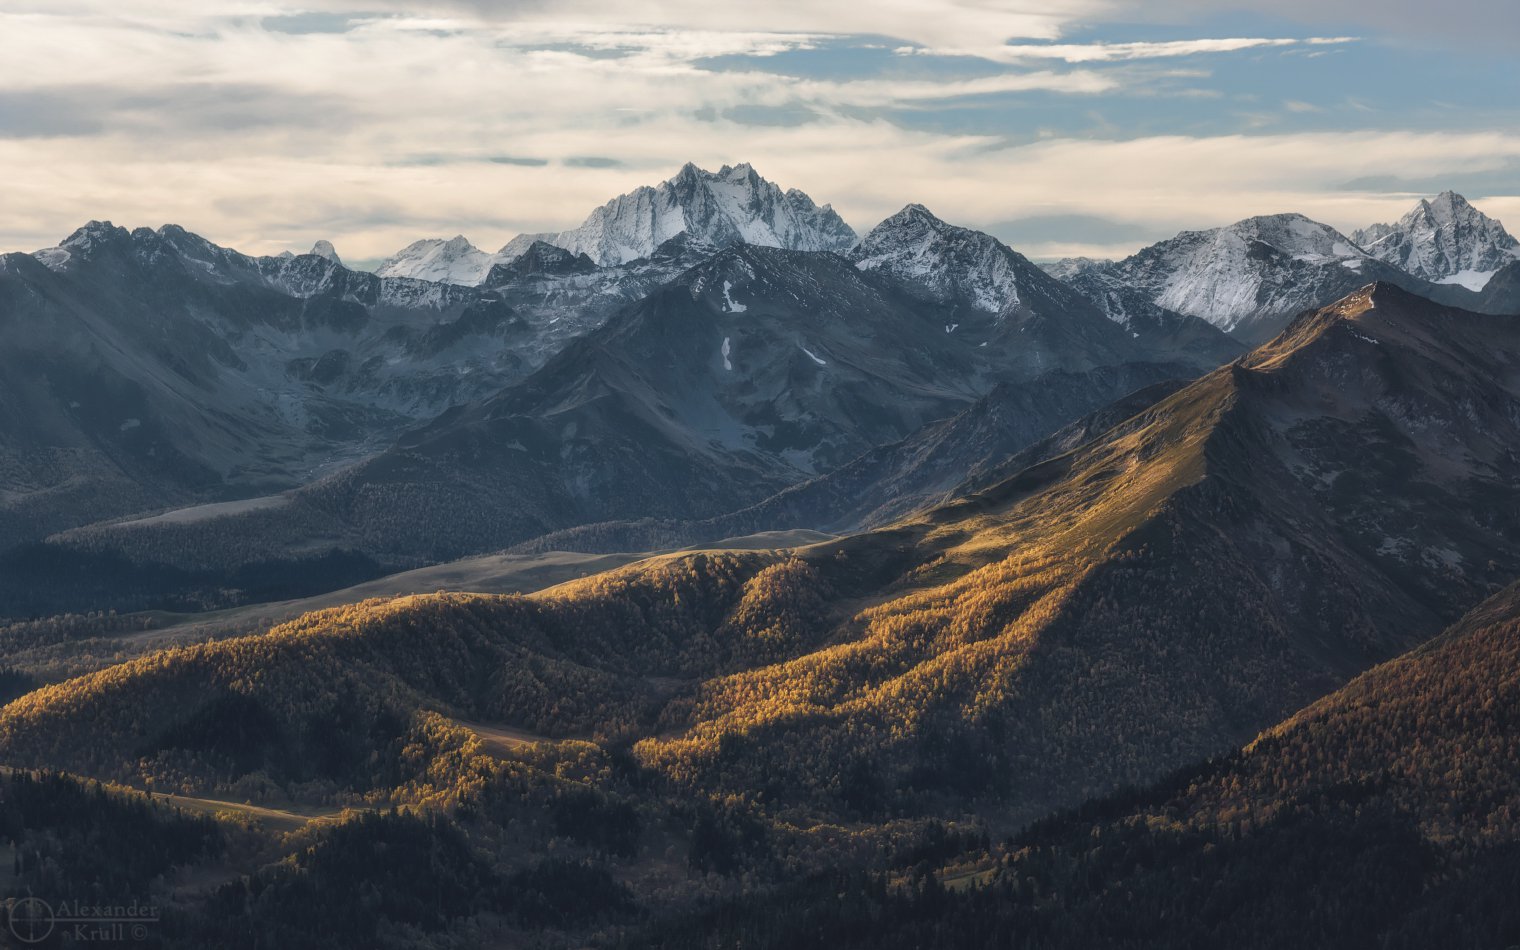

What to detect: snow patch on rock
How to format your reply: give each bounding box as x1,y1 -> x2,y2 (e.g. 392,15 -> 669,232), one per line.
722,280 -> 748,313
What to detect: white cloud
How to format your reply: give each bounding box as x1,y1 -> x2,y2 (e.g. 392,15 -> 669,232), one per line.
7,117 -> 1520,263
907,36 -> 1357,64
0,0 -> 1102,49
798,70 -> 1118,105
0,3 -> 1510,264
341,0 -> 1107,49
1105,0 -> 1520,50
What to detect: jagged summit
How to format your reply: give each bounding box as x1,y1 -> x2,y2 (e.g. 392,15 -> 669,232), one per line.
374,234 -> 494,284
848,204 -> 1239,369
375,162 -> 855,282
892,202 -> 938,221
1219,212 -> 1366,257
29,220 -> 485,312
30,220 -> 120,269
851,203 -> 1041,314
63,219 -> 124,242
1353,191 -> 1519,290
537,162 -> 858,267
489,240 -> 597,280
58,220 -> 129,252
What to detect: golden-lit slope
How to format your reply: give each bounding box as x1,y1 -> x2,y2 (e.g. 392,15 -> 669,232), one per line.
637,587 -> 1520,950
0,552 -> 828,798
4,285 -> 1519,832
638,283 -> 1520,819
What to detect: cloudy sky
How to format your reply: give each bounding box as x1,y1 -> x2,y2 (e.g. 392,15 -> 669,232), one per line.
3,0 -> 1518,266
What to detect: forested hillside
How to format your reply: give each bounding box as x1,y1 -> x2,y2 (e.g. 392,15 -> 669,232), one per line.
643,581 -> 1520,949
3,284 -> 1518,948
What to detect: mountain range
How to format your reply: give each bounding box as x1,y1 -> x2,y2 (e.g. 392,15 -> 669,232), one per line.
5,166 -> 1516,611
17,284 -> 1520,802
4,277 -> 1520,948
53,215 -> 1213,573
0,221 -> 534,542
375,162 -> 857,282
3,160 -> 1520,948
1049,202 -> 1520,341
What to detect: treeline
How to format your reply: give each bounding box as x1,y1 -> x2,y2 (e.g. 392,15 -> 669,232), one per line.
0,610 -> 159,653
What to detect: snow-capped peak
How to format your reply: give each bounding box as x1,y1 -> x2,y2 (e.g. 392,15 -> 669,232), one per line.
33,220 -> 130,268
514,162 -> 858,267
1221,213 -> 1368,261
1353,191 -> 1519,288
375,163 -> 854,282
1146,215 -> 1370,329
1059,212 -> 1380,336
850,204 -> 1038,314
58,220 -> 129,253
375,235 -> 494,285
309,240 -> 342,265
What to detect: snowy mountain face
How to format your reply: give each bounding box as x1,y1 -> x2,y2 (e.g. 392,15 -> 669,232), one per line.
474,233 -> 727,363
850,204 -> 1039,315
1353,191 -> 1520,290
374,236 -> 494,285
851,205 -> 1241,369
1152,214 -> 1370,320
526,162 -> 858,267
1063,213 -> 1400,340
377,163 -> 853,282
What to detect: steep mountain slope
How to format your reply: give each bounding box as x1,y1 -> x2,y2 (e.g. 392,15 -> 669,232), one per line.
511,374 -> 1188,556
20,286 -> 1520,837
624,285 -> 1520,822
651,581 -> 1520,950
4,219 -> 776,558
61,233 -> 1206,568
473,234 -> 719,365
0,221 -> 544,544
1063,213 -> 1441,341
373,235 -> 495,284
842,205 -> 1192,377
375,231 -> 735,373
1354,190 -> 1520,289
1477,259 -> 1520,314
429,208 -> 1234,559
852,204 -> 1068,315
